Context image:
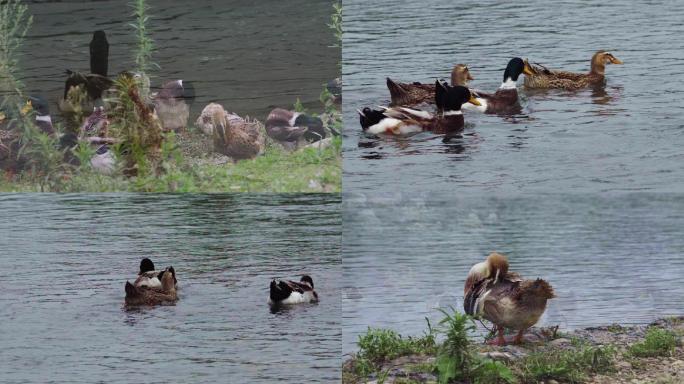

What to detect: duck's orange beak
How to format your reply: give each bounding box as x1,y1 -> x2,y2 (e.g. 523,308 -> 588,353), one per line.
466,70 -> 474,81
609,56 -> 623,64
0,112 -> 6,123
523,60 -> 535,76
468,95 -> 482,106
20,100 -> 32,116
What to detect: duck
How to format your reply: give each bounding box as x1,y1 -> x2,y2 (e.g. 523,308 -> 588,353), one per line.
269,275 -> 319,305
133,257 -> 177,289
125,267 -> 177,306
358,82 -> 481,136
61,31 -> 113,107
22,96 -> 55,135
463,252 -> 555,346
80,106 -> 108,138
386,64 -> 473,107
89,30 -> 109,77
326,77 -> 342,105
523,51 -> 623,90
265,108 -> 326,150
152,79 -> 195,132
210,103 -> 265,161
463,58 -> 534,114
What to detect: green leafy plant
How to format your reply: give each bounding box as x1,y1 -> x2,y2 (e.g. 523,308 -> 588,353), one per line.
129,0 -> 157,75
628,327 -> 677,358
0,0 -> 32,107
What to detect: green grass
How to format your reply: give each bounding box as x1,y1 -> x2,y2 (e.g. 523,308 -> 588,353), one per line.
516,345 -> 615,384
351,321 -> 437,377
0,136 -> 341,192
628,327 -> 677,358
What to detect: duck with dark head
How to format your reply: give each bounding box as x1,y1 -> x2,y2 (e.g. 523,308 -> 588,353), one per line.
464,57 -> 534,114
125,267 -> 178,306
269,275 -> 319,305
357,82 -> 481,136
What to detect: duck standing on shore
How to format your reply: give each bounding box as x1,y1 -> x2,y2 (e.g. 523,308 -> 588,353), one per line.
207,103 -> 264,161
265,108 -> 326,150
463,252 -> 555,345
153,79 -> 195,132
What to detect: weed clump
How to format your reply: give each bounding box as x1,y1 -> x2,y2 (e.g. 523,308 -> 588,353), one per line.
628,327 -> 677,358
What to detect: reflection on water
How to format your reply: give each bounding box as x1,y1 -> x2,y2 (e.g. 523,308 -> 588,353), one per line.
343,0 -> 684,194
342,193 -> 684,354
17,0 -> 339,121
0,194 -> 341,383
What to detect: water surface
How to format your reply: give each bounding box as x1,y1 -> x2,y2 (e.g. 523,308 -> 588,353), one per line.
343,0 -> 684,194
342,193 -> 684,354
0,194 -> 341,383
18,0 -> 339,120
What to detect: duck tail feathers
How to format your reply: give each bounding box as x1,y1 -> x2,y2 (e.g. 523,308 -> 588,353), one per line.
125,281 -> 138,298
269,280 -> 292,303
386,77 -> 412,106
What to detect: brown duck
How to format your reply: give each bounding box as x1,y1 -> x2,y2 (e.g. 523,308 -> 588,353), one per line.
464,252 -> 555,346
209,104 -> 265,161
386,64 -> 473,107
524,51 -> 623,90
125,267 -> 177,306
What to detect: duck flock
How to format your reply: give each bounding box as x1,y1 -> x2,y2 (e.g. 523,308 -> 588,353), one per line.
124,258 -> 318,308
357,51 -> 623,139
1,30 -> 339,174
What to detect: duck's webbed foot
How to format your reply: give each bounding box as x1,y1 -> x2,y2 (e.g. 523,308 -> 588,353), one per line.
487,325 -> 507,346
513,329 -> 526,345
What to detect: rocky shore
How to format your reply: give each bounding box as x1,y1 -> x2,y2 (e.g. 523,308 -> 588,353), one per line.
343,317 -> 684,384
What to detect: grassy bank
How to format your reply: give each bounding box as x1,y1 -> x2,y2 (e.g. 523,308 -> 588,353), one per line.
0,136 -> 341,192
343,312 -> 684,384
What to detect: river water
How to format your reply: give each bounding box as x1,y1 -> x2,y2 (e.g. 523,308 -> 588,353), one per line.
18,0 -> 339,121
0,194 -> 341,383
342,193 -> 684,354
342,0 -> 684,194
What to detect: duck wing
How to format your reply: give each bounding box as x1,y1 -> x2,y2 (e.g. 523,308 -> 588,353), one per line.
380,106 -> 433,123
266,125 -> 308,142
387,78 -> 435,107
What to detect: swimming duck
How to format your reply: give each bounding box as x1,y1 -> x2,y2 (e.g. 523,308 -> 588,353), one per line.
358,82 -> 481,136
523,51 -> 623,90
463,252 -> 555,346
125,267 -> 177,306
153,79 -> 195,132
89,30 -> 109,77
265,108 -> 326,150
463,58 -> 534,114
133,257 -> 177,289
210,104 -> 265,161
386,64 -> 473,107
269,275 -> 319,305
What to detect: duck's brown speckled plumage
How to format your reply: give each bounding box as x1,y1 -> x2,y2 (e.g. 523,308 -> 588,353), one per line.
125,268 -> 177,306
524,51 -> 623,90
464,252 -> 555,345
211,104 -> 265,161
387,64 -> 473,107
